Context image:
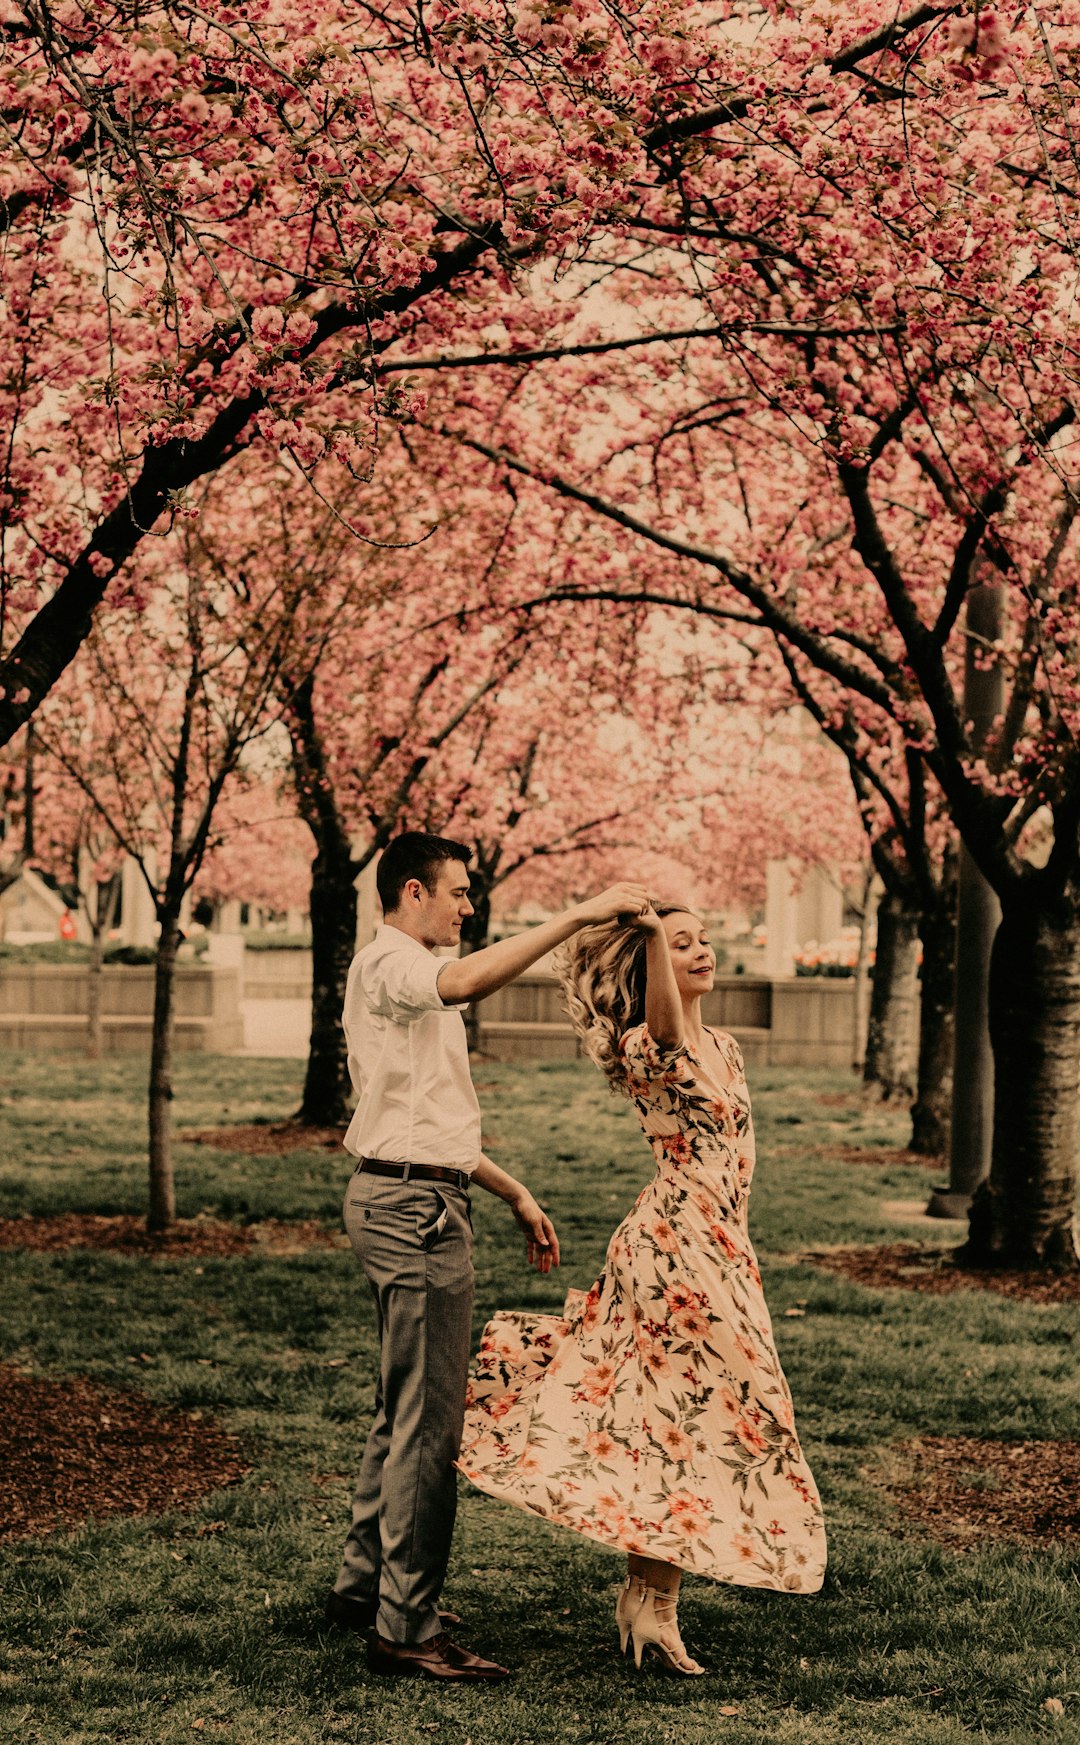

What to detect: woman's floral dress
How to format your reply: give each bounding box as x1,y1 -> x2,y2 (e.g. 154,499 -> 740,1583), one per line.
457,1024 -> 827,1591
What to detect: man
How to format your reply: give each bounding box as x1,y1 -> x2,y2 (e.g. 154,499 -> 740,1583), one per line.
324,830 -> 648,1682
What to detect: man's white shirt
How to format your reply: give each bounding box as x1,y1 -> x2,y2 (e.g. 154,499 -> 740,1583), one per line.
342,923 -> 482,1171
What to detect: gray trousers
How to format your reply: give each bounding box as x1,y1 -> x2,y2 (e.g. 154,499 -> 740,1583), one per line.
334,1169 -> 474,1643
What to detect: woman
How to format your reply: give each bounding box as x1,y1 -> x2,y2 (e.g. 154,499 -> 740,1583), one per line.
457,903 -> 826,1674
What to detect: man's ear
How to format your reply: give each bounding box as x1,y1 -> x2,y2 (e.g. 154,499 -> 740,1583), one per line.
403,877 -> 425,906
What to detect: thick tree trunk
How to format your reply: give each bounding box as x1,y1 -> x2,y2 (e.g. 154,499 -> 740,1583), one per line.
963,884 -> 1080,1271
299,838 -> 356,1126
909,872 -> 958,1158
147,905 -> 180,1233
863,889 -> 920,1099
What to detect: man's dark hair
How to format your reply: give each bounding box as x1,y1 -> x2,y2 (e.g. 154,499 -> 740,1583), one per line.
377,832 -> 472,913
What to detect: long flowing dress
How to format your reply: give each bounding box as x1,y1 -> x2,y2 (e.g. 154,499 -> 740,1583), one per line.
457,1024 -> 827,1592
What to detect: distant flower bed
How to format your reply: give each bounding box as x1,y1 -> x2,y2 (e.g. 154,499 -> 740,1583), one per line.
242,932 -> 312,952
0,939 -> 210,966
795,960 -> 856,978
0,942 -> 91,964
794,928 -> 865,978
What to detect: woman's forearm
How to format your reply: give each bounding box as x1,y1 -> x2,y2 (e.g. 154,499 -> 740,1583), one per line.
644,927 -> 683,1045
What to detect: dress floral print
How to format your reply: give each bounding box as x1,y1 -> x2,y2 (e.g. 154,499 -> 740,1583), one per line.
457,1025 -> 827,1592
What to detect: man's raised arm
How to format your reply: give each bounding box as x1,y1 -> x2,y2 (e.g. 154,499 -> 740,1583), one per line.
435,882 -> 649,1006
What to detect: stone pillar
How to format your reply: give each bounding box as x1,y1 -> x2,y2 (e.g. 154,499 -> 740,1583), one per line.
763,858 -> 799,979
205,931 -> 245,971
796,864 -> 844,951
214,898 -> 243,933
119,854 -> 157,948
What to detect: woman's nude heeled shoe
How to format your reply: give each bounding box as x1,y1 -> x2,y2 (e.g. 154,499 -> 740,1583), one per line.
626,1587 -> 706,1676
615,1574 -> 647,1654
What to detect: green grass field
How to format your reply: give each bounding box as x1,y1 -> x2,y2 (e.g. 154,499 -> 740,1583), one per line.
1,1052 -> 1078,1745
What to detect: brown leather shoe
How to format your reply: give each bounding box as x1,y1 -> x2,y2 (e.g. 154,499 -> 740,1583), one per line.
324,1591 -> 462,1634
368,1630 -> 510,1681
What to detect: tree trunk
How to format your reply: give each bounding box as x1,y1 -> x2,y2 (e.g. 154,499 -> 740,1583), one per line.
909,870 -> 957,1158
86,875 -> 119,1061
963,884 -> 1080,1271
459,870 -> 492,1054
147,904 -> 180,1233
299,836 -> 356,1126
87,922 -> 105,1061
851,868 -> 878,1072
863,889 -> 920,1099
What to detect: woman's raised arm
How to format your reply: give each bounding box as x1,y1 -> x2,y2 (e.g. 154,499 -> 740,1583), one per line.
639,908 -> 684,1048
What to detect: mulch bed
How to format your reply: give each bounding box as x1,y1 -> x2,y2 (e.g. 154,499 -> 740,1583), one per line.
804,1241 -> 1080,1305
0,1213 -> 347,1257
884,1436 -> 1080,1549
182,1122 -> 345,1155
817,1145 -> 939,1170
0,1364 -> 250,1541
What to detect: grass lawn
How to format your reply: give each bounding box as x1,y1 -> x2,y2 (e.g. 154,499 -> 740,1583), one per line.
1,1052 -> 1078,1745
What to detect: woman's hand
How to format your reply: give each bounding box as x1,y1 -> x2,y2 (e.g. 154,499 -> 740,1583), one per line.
632,902 -> 665,934
573,881 -> 651,927
510,1189 -> 561,1274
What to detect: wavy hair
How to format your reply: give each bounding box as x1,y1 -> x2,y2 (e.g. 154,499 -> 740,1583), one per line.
553,904 -> 689,1096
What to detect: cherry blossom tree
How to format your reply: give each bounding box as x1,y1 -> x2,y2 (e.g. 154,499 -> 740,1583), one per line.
25,748 -> 125,1055
7,0 -> 1080,1261
371,1 -> 1080,1267
194,783 -> 310,921
33,498 -> 351,1228
0,0 -> 994,746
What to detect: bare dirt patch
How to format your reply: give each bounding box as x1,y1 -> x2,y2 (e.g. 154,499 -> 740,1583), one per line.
818,1145 -> 939,1170
182,1121 -> 345,1155
805,1241 -> 1080,1305
0,1213 -> 347,1257
882,1436 -> 1080,1549
0,1364 -> 250,1540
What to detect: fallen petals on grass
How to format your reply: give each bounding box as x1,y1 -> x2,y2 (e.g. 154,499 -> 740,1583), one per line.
881,1435 -> 1080,1549
0,1213 -> 347,1257
0,1364 -> 250,1540
803,1241 -> 1080,1304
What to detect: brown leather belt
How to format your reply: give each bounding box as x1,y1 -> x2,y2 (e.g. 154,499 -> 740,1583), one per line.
357,1158 -> 471,1191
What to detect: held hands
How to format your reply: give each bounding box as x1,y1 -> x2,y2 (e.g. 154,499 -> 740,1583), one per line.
510,1189 -> 561,1275
631,902 -> 664,934
575,881 -> 651,928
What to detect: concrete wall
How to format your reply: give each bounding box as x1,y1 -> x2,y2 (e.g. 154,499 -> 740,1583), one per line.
242,950 -> 313,1000
0,964 -> 243,1054
768,979 -> 856,1068
472,972 -> 852,1068
0,958 -> 854,1065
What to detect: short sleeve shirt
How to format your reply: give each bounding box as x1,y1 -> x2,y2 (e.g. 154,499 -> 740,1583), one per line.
341,924 -> 482,1170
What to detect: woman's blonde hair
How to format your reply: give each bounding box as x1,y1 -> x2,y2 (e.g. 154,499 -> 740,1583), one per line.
553,903 -> 690,1095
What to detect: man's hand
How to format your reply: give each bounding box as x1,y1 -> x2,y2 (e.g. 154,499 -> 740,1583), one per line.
510,1189 -> 561,1274
573,882 -> 651,928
